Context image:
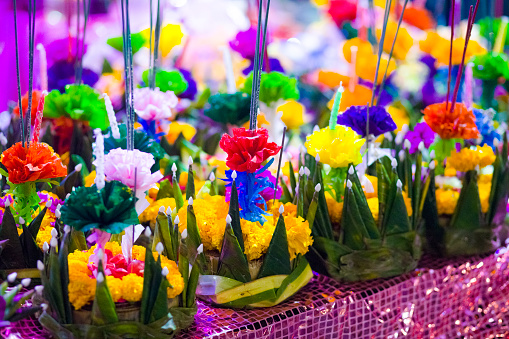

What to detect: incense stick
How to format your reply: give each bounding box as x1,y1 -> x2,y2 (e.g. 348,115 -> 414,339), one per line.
450,0 -> 480,112
150,0 -> 161,89
121,0 -> 135,150
445,0 -> 455,110
376,0 -> 409,106
273,126 -> 287,202
13,0 -> 25,146
369,0 -> 392,108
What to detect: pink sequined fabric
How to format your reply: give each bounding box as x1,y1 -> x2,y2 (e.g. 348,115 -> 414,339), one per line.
3,248 -> 509,338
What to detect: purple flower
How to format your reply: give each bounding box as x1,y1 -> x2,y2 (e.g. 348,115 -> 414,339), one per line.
37,192 -> 64,214
337,105 -> 397,137
404,122 -> 436,154
242,58 -> 285,76
177,68 -> 197,100
229,27 -> 263,60
48,60 -> 99,93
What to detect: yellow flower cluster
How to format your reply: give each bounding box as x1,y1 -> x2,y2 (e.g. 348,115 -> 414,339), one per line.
305,126 -> 365,168
67,243 -> 183,310
447,145 -> 496,172
139,198 -> 177,224
177,194 -> 230,251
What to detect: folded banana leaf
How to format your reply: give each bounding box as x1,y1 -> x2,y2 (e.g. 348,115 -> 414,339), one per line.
196,257 -> 313,308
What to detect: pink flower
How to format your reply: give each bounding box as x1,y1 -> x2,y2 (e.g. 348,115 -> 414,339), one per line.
133,87 -> 178,121
104,148 -> 163,193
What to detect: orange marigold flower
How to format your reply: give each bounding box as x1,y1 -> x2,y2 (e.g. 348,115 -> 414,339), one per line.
376,21 -> 413,60
401,6 -> 435,30
317,71 -> 350,88
343,38 -> 373,63
1,142 -> 67,184
422,102 -> 479,140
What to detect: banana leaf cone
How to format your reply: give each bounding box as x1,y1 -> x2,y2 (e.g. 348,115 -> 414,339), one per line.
196,180 -> 313,308
423,142 -> 509,257
305,156 -> 427,282
38,213 -> 197,338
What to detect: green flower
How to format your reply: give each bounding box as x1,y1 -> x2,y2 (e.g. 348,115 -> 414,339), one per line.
43,84 -> 109,130
204,92 -> 251,125
471,52 -> 509,80
141,69 -> 188,95
60,181 -> 139,234
241,71 -> 299,106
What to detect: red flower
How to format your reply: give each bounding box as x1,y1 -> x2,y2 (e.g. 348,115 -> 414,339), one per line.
13,90 -> 42,125
1,142 -> 67,184
327,0 -> 357,29
219,128 -> 281,173
423,102 -> 479,140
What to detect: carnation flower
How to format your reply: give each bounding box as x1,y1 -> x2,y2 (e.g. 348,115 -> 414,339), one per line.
305,126 -> 365,168
422,102 -> 479,140
337,105 -> 397,137
229,26 -> 262,60
103,148 -> 163,193
404,122 -> 436,154
133,87 -> 178,121
1,142 -> 67,184
13,90 -> 42,125
219,128 -> 281,173
473,108 -> 501,149
327,0 -> 357,28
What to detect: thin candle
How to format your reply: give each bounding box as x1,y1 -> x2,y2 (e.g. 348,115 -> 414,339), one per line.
329,83 -> 344,130
222,47 -> 236,94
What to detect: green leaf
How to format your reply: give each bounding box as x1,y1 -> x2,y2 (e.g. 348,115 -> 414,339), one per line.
58,233 -> 72,324
70,154 -> 90,179
156,179 -> 173,200
384,185 -> 411,235
217,224 -> 251,283
173,175 -> 184,212
154,213 -> 175,261
306,236 -> 352,278
140,248 -> 162,324
186,165 -> 196,200
186,263 -> 200,308
228,180 -> 244,252
52,169 -> 81,201
340,186 -> 368,250
91,263 -> 118,325
348,165 -> 379,240
422,169 -> 443,254
0,207 -> 26,269
48,245 -> 66,323
450,170 -> 482,230
28,207 -> 47,239
19,224 -> 43,268
257,215 -> 291,278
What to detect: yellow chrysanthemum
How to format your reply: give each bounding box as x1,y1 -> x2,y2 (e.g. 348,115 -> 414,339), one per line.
277,100 -> 306,130
106,276 -> 124,303
177,194 -> 229,251
367,197 -> 379,221
478,173 -> 493,185
356,53 -> 396,84
209,157 -> 228,180
68,259 -> 91,275
178,172 -> 205,194
157,255 -> 185,299
305,126 -> 365,168
68,248 -> 93,263
132,245 -> 146,261
376,21 -> 413,60
436,188 -> 459,215
141,24 -> 184,58
121,274 -> 144,302
84,171 -> 96,187
104,241 -> 123,256
35,214 -> 55,249
242,113 -> 270,129
478,182 -> 491,214
267,201 -> 298,218
447,145 -> 496,172
166,121 -> 197,144
68,271 -> 96,310
281,215 -> 313,260
139,198 -> 176,224
241,219 -> 275,261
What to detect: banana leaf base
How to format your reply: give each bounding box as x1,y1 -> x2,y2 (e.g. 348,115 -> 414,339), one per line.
441,223 -> 509,257
38,304 -> 196,339
196,259 -> 313,308
308,232 -> 422,282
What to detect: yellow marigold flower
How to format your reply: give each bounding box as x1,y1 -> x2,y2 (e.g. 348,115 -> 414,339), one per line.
209,157 -> 228,180
141,24 -> 183,58
157,257 -> 184,299
68,259 -> 91,275
356,53 -> 396,84
402,191 -> 413,217
84,171 -> 96,187
436,188 -> 459,215
104,241 -> 123,256
68,271 -> 96,310
242,113 -> 270,129
478,173 -> 493,185
139,198 -> 176,224
377,21 -> 413,60
317,70 -> 350,88
178,172 -> 205,194
282,215 -> 313,260
166,121 -> 197,144
343,38 -> 373,63
177,194 -> 229,251
444,163 -> 457,177
388,106 -> 410,132
363,175 -> 378,199
305,126 -> 365,168
35,216 -> 55,249
478,182 -> 491,214
148,184 -> 159,200
241,219 -> 274,261
68,249 -> 93,263
277,100 -> 306,130
106,276 -> 123,303
448,145 -> 496,172
367,198 -> 379,221
132,245 -> 146,261
267,201 -> 298,218
121,274 -> 144,302
325,192 -> 343,224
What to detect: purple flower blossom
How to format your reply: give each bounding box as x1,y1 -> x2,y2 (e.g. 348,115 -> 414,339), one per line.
48,60 -> 99,93
404,122 -> 436,154
242,58 -> 285,76
37,192 -> 64,214
229,27 -> 262,60
177,68 -> 198,100
337,105 -> 397,137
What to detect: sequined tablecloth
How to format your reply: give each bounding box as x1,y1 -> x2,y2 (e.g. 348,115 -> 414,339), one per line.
3,248 -> 509,338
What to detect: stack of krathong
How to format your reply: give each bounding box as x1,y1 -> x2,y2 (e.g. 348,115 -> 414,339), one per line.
36,134 -> 197,338
174,127 -> 315,308
300,100 -> 427,282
